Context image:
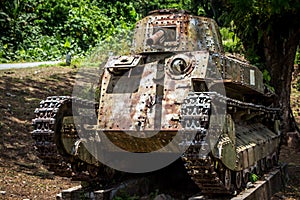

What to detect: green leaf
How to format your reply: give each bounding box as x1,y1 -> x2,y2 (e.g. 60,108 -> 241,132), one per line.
64,38 -> 71,48
263,69 -> 271,82
249,173 -> 259,183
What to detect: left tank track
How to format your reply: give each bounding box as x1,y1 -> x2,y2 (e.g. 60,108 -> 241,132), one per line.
32,96 -> 110,183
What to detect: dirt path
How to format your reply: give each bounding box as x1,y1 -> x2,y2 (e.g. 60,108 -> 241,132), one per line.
0,61 -> 62,70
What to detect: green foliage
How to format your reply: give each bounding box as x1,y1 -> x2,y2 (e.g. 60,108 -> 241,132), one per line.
121,0 -> 208,17
220,0 -> 300,62
0,0 -> 139,62
0,0 -> 217,63
2,0 -> 297,70
84,31 -> 132,66
0,0 -> 250,63
249,173 -> 259,183
220,27 -> 243,54
217,0 -> 300,94
263,69 -> 271,83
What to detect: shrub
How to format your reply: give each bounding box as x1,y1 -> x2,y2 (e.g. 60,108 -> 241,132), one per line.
0,0 -> 139,62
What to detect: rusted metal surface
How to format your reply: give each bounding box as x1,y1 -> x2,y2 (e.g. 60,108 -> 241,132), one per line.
132,10 -> 224,53
31,9 -> 282,196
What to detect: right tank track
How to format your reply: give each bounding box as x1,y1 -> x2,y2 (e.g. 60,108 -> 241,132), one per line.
181,92 -> 281,195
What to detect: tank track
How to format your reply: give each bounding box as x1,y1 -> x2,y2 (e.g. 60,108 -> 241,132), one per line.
32,94 -> 280,195
181,92 -> 280,195
32,96 -> 104,182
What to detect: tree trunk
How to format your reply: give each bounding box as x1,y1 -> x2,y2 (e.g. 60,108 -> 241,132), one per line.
263,26 -> 300,142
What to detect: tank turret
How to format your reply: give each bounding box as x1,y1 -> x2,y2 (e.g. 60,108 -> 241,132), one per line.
32,9 -> 281,195
132,9 -> 223,54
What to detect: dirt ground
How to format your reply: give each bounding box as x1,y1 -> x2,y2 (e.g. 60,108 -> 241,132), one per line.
0,65 -> 299,200
0,66 -> 79,200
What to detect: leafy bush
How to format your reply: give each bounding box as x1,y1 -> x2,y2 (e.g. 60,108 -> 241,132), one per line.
4,0 -> 296,65
249,173 -> 259,183
220,27 -> 244,54
0,0 -> 139,62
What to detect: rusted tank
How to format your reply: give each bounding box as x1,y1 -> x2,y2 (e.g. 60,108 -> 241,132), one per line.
32,9 -> 281,195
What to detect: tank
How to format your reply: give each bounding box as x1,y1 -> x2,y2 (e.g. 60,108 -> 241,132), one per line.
32,9 -> 281,195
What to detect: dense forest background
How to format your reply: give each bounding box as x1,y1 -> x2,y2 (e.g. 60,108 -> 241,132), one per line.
0,0 -> 299,64
0,0 -> 137,62
0,0 -> 252,63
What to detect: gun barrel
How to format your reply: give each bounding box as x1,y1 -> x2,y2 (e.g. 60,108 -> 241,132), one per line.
146,30 -> 165,45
